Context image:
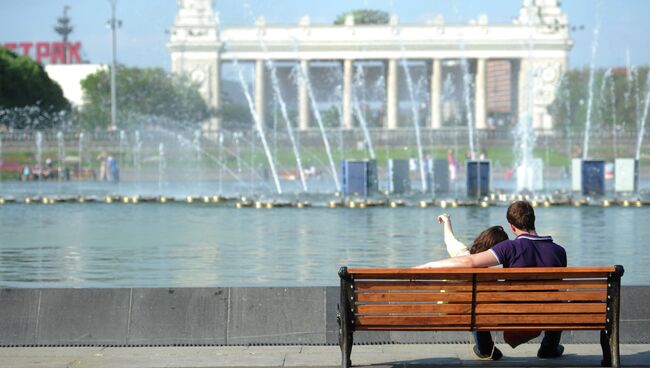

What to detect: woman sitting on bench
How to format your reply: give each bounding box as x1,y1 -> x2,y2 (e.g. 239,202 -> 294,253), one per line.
415,201 -> 568,361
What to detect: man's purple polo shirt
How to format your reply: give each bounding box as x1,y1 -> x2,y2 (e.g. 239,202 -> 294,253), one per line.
489,234 -> 567,268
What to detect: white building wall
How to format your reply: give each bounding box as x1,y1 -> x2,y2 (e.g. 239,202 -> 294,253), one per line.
45,64 -> 106,107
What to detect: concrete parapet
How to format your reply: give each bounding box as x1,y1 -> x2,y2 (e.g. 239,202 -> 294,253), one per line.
128,288 -> 228,345
0,286 -> 648,346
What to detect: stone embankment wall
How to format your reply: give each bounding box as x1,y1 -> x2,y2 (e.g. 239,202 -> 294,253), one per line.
1,287 -> 648,346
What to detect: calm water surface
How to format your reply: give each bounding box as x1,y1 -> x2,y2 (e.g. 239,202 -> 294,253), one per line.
0,203 -> 646,287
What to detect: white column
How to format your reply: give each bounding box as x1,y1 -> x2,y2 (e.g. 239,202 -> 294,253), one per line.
386,58 -> 398,129
255,59 -> 266,129
475,58 -> 488,130
298,59 -> 310,130
342,59 -> 353,129
430,59 -> 441,129
209,57 -> 221,131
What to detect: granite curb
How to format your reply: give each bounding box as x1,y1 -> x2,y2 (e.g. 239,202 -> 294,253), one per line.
0,344 -> 648,367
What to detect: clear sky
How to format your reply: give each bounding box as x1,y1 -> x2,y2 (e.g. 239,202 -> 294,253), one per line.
1,0 -> 648,70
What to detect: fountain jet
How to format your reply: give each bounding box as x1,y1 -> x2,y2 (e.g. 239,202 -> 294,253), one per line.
233,59 -> 282,194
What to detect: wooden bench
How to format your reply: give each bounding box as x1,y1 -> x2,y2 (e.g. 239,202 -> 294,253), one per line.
337,266 -> 624,368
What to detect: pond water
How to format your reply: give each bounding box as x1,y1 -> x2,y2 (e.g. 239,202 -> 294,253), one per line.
0,191 -> 646,287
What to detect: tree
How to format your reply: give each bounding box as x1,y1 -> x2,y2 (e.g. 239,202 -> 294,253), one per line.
218,103 -> 253,130
334,9 -> 390,25
549,66 -> 650,134
0,47 -> 69,129
78,65 -> 211,130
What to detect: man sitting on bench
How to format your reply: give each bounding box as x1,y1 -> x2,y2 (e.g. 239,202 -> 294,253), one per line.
416,200 -> 567,361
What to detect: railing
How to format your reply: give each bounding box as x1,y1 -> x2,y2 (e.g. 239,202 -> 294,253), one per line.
0,127 -> 645,144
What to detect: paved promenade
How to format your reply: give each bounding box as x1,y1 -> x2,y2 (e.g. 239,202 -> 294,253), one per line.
1,344 -> 649,368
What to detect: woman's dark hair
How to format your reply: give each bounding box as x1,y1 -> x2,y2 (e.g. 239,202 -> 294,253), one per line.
469,226 -> 509,254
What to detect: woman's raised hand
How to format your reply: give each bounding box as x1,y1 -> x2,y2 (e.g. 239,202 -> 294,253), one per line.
437,213 -> 450,224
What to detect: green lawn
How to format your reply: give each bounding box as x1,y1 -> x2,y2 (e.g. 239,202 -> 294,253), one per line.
1,144 -> 648,181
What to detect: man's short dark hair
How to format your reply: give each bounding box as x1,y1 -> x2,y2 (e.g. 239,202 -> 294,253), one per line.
507,201 -> 536,231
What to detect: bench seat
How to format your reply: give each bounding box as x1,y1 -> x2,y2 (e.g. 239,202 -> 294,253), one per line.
337,266 -> 624,367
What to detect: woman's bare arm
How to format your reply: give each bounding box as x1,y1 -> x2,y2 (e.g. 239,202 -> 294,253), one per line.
438,214 -> 470,257
414,250 -> 500,269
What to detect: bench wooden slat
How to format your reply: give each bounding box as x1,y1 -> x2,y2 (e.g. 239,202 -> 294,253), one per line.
356,315 -> 471,327
355,281 -> 472,292
475,325 -> 607,331
476,273 -> 610,281
352,273 -> 474,280
475,313 -> 606,325
358,326 -> 472,331
476,291 -> 606,302
357,292 -> 472,303
475,303 -> 606,314
358,324 -> 606,331
347,267 -> 616,280
476,280 -> 607,291
357,303 -> 472,315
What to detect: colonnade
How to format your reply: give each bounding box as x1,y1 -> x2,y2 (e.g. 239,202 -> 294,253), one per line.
215,57 -> 522,131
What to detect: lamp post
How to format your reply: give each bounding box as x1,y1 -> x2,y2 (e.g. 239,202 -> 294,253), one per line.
107,0 -> 121,131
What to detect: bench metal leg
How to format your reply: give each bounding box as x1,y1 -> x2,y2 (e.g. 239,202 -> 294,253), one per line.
338,267 -> 355,368
609,326 -> 620,368
341,329 -> 353,368
337,305 -> 353,368
600,330 -> 611,367
605,267 -> 623,368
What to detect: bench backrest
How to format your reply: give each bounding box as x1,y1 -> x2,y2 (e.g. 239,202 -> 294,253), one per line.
339,266 -> 623,332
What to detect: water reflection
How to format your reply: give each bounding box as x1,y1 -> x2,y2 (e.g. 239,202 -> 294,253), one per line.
0,205 -> 647,287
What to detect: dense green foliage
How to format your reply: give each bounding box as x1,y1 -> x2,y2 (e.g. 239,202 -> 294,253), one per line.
78,66 -> 211,129
550,66 -> 650,134
218,103 -> 253,130
334,9 -> 390,25
0,47 -> 69,129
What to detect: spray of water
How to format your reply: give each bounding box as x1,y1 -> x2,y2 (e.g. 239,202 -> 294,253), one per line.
596,69 -> 615,155
352,64 -> 376,159
192,130 -> 202,161
158,143 -> 166,194
56,131 -> 65,182
218,133 -> 224,193
171,129 -> 247,185
514,13 -> 538,193
119,130 -> 126,169
556,73 -> 574,172
133,131 -> 142,169
609,71 -> 618,157
264,58 -> 308,191
192,130 -> 203,193
582,2 -> 603,160
635,75 -> 650,160
399,58 -> 427,191
388,0 -> 429,191
450,1 -> 477,159
35,131 -> 43,173
233,59 -> 282,194
77,132 -> 84,194
442,73 -> 461,195
598,69 -> 613,105
293,61 -> 341,192
238,3 -> 287,193
460,58 -> 476,159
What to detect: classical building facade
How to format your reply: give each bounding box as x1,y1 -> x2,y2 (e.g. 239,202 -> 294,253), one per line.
168,0 -> 572,131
